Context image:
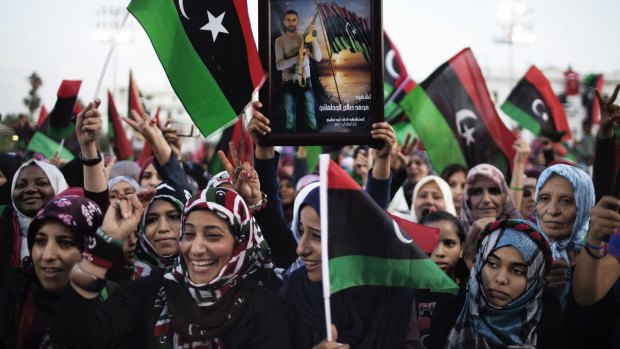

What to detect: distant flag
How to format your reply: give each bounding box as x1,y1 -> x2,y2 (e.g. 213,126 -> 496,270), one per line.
37,105 -> 48,129
208,118 -> 253,175
317,1 -> 371,62
383,31 -> 416,124
128,69 -> 147,117
501,65 -> 572,140
137,106 -> 160,166
582,73 -> 604,129
319,154 -> 458,295
27,80 -> 82,161
400,48 -> 516,177
107,90 -> 134,160
127,0 -> 266,138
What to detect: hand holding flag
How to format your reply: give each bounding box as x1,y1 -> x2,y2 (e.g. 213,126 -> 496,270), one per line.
76,99 -> 103,148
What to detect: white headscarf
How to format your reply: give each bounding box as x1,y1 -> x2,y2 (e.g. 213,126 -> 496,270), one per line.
286,182 -> 320,275
410,175 -> 456,222
11,159 -> 68,260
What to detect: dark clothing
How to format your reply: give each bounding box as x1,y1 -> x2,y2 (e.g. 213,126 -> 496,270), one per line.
51,268 -> 291,349
153,152 -> 193,195
564,286 -> 617,349
428,287 -> 566,349
282,267 -> 414,349
592,137 -> 616,202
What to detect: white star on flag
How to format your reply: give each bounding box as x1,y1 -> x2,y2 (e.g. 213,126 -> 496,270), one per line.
201,11 -> 229,42
461,125 -> 476,146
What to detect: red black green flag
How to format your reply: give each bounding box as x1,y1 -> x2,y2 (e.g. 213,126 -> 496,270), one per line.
582,73 -> 604,130
208,118 -> 253,175
400,48 -> 516,177
107,90 -> 134,160
383,31 -> 416,124
320,155 -> 457,295
501,65 -> 571,140
37,105 -> 48,129
127,0 -> 265,138
317,1 -> 371,62
27,80 -> 82,161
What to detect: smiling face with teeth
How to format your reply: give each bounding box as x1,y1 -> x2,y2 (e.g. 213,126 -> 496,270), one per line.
180,209 -> 235,285
296,205 -> 323,282
32,220 -> 82,293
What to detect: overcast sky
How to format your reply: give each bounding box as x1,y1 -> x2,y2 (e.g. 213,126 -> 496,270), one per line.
1,0 -> 618,117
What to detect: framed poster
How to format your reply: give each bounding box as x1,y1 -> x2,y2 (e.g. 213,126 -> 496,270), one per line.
258,0 -> 383,146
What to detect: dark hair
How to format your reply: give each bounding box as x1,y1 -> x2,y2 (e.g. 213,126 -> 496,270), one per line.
419,211 -> 466,243
283,9 -> 298,19
440,163 -> 467,183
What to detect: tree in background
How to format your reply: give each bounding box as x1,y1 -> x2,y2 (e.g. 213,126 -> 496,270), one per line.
23,72 -> 42,118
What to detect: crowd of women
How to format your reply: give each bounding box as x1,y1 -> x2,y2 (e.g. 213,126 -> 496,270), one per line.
0,84 -> 619,348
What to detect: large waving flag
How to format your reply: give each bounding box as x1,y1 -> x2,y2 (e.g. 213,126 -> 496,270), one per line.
128,0 -> 265,138
108,90 -> 134,160
383,31 -> 416,127
501,65 -> 571,140
319,154 -> 458,295
582,73 -> 604,130
27,80 -> 82,161
400,48 -> 516,176
317,1 -> 371,62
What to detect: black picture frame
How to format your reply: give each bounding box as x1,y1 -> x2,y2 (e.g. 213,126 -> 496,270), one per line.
258,0 -> 383,146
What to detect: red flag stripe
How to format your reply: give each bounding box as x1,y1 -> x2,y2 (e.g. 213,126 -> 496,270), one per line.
232,0 -> 265,91
57,80 -> 82,98
108,90 -> 134,160
327,159 -> 361,190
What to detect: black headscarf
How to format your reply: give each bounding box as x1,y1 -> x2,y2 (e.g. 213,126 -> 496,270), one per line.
0,153 -> 23,205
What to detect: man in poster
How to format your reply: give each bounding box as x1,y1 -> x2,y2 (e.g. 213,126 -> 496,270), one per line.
275,9 -> 322,132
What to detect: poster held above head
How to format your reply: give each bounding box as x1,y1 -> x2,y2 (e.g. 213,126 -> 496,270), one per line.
258,0 -> 383,147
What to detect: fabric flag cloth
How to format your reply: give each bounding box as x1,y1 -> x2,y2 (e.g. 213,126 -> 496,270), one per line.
400,48 -> 516,177
137,106 -> 160,167
389,212 -> 440,255
207,118 -> 254,175
317,1 -> 371,62
37,105 -> 48,129
107,90 -> 134,160
582,73 -> 604,130
128,0 -> 265,138
501,65 -> 572,141
383,31 -> 416,123
319,154 -> 458,295
27,80 -> 82,161
128,71 -> 155,166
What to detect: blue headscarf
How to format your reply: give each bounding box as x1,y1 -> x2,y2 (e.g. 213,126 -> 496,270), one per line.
535,164 -> 594,307
447,219 -> 552,348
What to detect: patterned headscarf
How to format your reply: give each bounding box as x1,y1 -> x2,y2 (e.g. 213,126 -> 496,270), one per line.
535,164 -> 594,308
287,183 -> 320,275
460,164 -> 520,232
156,187 -> 275,347
107,176 -> 140,193
132,182 -> 191,279
446,219 -> 553,349
410,175 -> 456,222
205,170 -> 233,190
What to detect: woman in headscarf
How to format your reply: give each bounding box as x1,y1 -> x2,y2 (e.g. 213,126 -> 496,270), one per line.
0,195 -> 105,348
0,159 -> 68,269
534,164 -> 595,309
388,150 -> 434,214
429,219 -> 564,349
441,163 -> 467,216
410,175 -> 456,222
52,187 -> 291,348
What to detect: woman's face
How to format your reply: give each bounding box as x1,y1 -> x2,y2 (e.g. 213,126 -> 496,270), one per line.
414,181 -> 446,219
296,206 -> 322,282
140,163 -> 162,189
280,178 -> 296,206
32,221 -> 82,293
481,246 -> 527,307
12,165 -> 55,217
427,220 -> 463,279
519,185 -> 536,219
536,175 -> 577,241
144,199 -> 181,257
468,176 -> 505,220
180,210 -> 235,285
448,171 -> 466,212
109,181 -> 137,201
407,155 -> 429,184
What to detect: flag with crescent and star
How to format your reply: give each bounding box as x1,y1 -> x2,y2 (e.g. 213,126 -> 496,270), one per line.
501,65 -> 572,141
383,31 -> 416,126
128,0 -> 266,138
400,48 -> 516,177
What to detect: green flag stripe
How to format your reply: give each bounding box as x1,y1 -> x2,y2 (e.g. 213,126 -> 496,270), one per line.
392,122 -> 417,145
27,132 -> 75,161
128,0 -> 236,138
330,255 -> 458,295
401,87 -> 466,174
501,101 -> 541,135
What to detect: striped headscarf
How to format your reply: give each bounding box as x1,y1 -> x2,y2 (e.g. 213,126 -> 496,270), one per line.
447,219 -> 552,349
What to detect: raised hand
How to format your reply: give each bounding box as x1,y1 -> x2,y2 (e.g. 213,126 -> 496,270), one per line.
596,84 -> 620,139
248,101 -> 275,159
513,138 -> 531,165
162,120 -> 182,159
217,141 -> 262,206
587,195 -> 620,243
371,122 -> 396,160
123,110 -> 163,145
390,133 -> 418,172
101,193 -> 145,241
76,99 -> 103,147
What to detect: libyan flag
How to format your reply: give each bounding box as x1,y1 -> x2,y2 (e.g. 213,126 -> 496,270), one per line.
27,80 -> 82,161
400,48 -> 516,177
501,65 -> 571,141
383,31 -> 416,124
318,1 -> 371,62
319,154 -> 458,295
128,0 -> 265,138
108,90 -> 134,161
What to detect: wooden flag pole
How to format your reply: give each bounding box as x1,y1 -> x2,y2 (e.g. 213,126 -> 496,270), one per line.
319,154 -> 333,341
93,11 -> 130,101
